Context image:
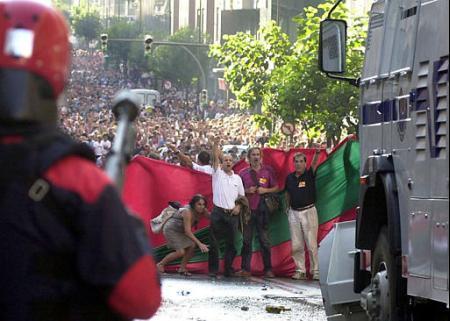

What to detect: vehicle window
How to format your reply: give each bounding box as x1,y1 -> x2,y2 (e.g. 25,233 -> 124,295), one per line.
136,93 -> 146,106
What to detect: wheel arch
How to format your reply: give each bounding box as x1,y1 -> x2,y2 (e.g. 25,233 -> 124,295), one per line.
356,155 -> 402,255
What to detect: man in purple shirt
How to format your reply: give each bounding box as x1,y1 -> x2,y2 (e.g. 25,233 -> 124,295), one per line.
238,147 -> 279,278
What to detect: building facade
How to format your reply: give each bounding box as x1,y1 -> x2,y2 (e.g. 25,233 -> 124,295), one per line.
170,0 -> 373,43
84,0 -> 372,40
97,0 -> 162,22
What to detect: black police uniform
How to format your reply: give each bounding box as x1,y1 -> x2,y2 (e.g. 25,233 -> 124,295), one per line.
0,128 -> 155,321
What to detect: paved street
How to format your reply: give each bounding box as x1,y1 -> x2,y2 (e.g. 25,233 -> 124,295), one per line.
139,274 -> 327,321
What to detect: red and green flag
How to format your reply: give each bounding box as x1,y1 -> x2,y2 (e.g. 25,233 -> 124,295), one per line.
122,136 -> 360,276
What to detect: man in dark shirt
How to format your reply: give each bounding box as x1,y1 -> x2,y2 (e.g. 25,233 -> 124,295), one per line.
285,150 -> 321,281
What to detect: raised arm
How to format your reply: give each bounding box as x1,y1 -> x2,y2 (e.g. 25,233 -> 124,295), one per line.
311,149 -> 321,173
212,136 -> 221,171
167,143 -> 193,168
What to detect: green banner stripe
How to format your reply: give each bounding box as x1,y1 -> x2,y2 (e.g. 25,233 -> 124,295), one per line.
316,140 -> 360,224
154,205 -> 291,262
154,140 -> 360,262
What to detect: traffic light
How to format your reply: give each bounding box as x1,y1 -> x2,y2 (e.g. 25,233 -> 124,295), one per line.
144,35 -> 153,55
100,33 -> 108,52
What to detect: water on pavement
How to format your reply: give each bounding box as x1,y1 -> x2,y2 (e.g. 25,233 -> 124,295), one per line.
139,275 -> 327,321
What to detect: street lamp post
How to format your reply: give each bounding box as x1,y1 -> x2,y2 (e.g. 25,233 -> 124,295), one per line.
139,0 -> 143,32
107,0 -> 111,28
179,45 -> 206,90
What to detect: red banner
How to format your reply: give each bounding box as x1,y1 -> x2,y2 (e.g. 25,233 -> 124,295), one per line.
123,157 -> 213,247
233,148 -> 328,188
123,149 -> 327,247
122,146 -> 356,276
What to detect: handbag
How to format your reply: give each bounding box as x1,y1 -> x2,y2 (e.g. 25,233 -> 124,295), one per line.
249,169 -> 280,214
263,193 -> 280,214
150,201 -> 181,234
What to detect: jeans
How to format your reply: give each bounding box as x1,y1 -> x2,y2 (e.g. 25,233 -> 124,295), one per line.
208,206 -> 239,275
241,201 -> 272,272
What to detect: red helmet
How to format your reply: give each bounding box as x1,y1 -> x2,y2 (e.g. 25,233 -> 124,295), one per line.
0,0 -> 70,98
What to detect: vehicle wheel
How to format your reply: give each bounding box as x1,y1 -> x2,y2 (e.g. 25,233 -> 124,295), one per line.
371,227 -> 408,321
411,301 -> 449,321
434,309 -> 450,321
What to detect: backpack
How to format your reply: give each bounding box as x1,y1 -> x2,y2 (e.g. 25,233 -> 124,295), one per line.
150,201 -> 181,234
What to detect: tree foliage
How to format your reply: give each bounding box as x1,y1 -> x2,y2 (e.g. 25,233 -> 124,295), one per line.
210,21 -> 291,110
52,0 -> 71,19
103,19 -> 142,67
99,26 -> 209,88
70,4 -> 102,42
148,28 -> 209,89
275,2 -> 367,144
211,1 -> 368,144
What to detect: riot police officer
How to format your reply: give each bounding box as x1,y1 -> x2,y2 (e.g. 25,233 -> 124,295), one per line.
0,1 -> 161,320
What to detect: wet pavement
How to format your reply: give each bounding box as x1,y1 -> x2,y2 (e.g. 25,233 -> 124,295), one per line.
138,274 -> 327,321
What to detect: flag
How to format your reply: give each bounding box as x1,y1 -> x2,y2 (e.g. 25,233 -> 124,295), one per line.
122,158 -> 213,248
122,137 -> 360,276
316,136 -> 360,224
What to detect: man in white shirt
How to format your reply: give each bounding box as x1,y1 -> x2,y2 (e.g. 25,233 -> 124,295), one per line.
208,137 -> 245,277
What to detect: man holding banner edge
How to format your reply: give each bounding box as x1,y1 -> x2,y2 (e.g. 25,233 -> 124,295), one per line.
285,149 -> 321,281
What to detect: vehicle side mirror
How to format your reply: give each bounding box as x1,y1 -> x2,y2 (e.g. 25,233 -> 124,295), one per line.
319,19 -> 347,74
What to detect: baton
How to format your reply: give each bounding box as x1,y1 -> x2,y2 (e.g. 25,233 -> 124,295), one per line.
104,90 -> 140,191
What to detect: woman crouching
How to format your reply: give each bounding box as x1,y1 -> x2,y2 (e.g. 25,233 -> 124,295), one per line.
157,194 -> 210,276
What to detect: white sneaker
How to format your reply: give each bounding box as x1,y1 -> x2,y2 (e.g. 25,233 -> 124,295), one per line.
313,272 -> 320,281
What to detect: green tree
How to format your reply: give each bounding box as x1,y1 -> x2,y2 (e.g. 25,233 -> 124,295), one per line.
52,0 -> 71,19
99,21 -> 170,78
104,19 -> 142,68
210,1 -> 367,144
274,3 -> 367,144
210,21 -> 291,111
148,27 -> 209,90
72,9 -> 102,42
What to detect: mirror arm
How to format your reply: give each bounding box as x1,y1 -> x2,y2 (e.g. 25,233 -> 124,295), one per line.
326,73 -> 360,87
327,0 -> 345,19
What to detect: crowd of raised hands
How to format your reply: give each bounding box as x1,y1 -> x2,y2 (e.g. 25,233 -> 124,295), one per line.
59,50 -> 321,167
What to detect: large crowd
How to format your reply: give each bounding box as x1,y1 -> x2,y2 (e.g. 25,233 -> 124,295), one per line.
59,50 -> 318,166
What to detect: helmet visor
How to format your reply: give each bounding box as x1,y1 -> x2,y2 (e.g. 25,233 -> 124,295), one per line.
4,28 -> 34,59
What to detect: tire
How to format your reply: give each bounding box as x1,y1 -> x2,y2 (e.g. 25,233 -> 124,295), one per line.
411,301 -> 449,321
372,227 -> 408,321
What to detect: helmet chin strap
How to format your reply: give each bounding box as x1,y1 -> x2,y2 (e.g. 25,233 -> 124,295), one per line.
0,69 -> 57,126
